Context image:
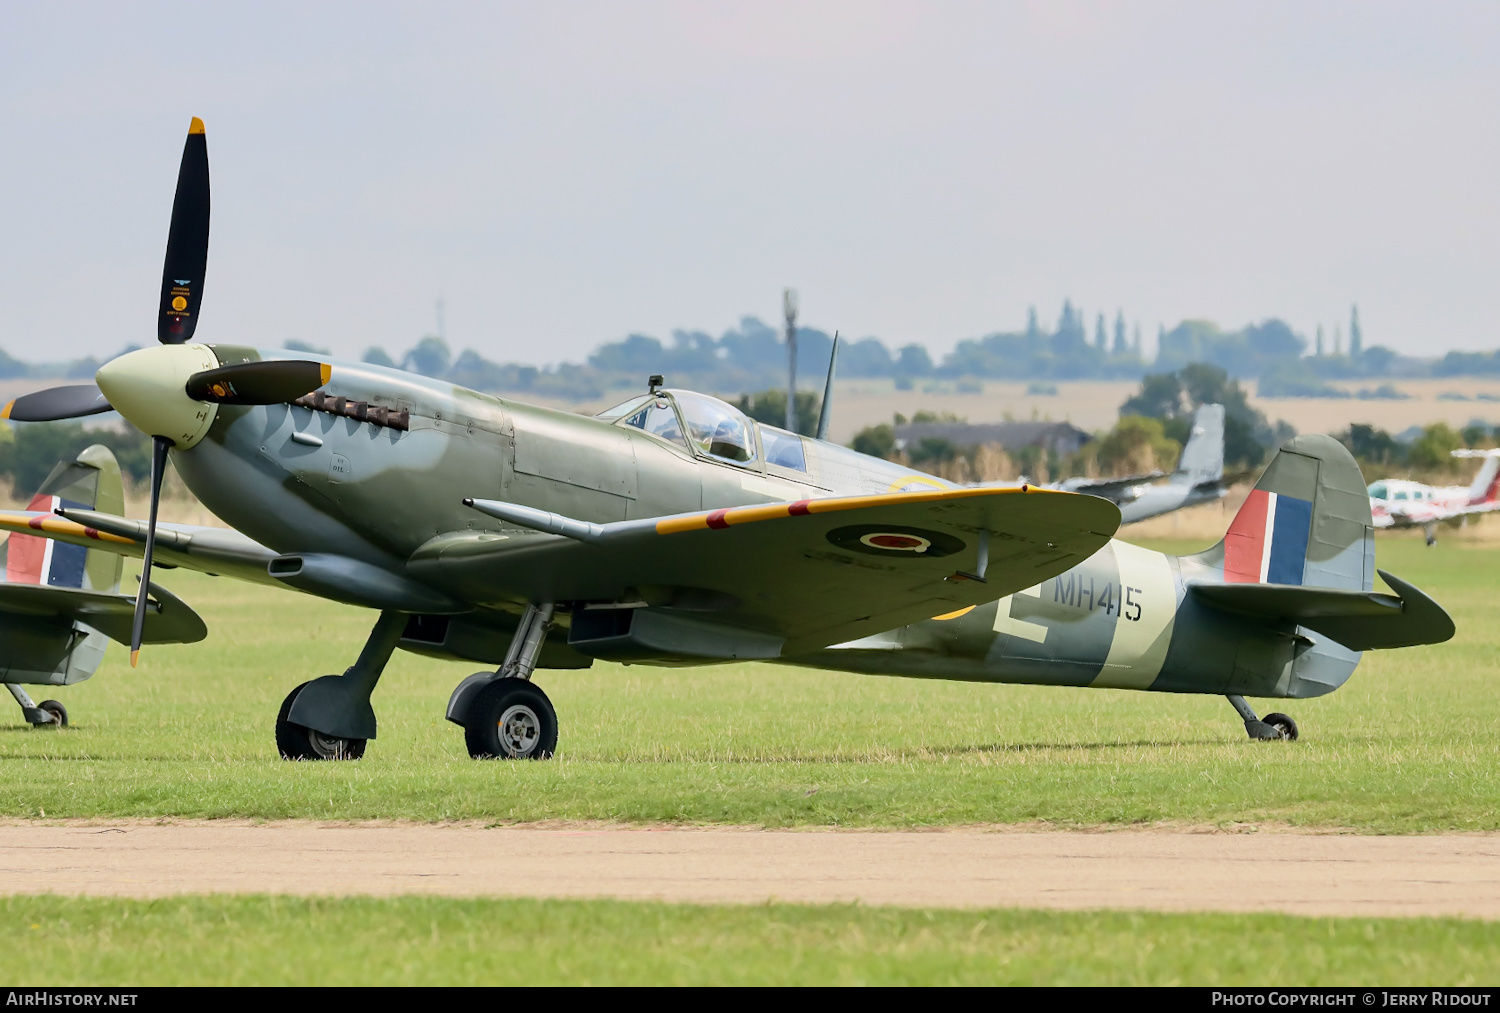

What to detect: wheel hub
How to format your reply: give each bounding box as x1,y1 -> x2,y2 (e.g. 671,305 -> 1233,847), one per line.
498,704 -> 541,757
307,728 -> 353,759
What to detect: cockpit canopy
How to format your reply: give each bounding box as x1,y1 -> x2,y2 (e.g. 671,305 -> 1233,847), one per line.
599,389 -> 759,466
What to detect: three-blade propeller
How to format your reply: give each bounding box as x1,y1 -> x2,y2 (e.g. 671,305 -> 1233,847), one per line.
158,118 -> 210,345
185,360 -> 332,405
3,118 -> 329,666
1,385 -> 112,422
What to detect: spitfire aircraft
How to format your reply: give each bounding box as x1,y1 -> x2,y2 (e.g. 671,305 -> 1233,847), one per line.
0,445 -> 205,727
1054,403 -> 1228,524
0,119 -> 1455,757
1367,448 -> 1500,545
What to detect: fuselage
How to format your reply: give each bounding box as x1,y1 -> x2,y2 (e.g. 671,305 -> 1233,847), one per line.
169,346 -> 957,570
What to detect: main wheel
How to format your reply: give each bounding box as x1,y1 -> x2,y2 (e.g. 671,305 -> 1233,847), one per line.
37,700 -> 67,727
1261,712 -> 1299,741
464,679 -> 558,760
275,681 -> 367,760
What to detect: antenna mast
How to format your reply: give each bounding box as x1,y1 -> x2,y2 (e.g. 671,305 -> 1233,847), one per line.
783,288 -> 799,431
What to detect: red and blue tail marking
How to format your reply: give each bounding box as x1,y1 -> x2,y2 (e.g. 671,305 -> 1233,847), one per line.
5,493 -> 88,588
1223,489 -> 1313,585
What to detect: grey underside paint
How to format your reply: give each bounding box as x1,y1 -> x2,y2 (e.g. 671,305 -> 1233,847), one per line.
0,612 -> 107,687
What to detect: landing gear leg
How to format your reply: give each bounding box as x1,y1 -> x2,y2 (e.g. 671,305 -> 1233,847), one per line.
1227,694 -> 1298,741
446,603 -> 559,759
1424,522 -> 1439,547
6,684 -> 66,727
276,610 -> 407,760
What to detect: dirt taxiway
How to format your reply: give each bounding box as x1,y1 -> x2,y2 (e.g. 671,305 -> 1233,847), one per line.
0,821 -> 1496,918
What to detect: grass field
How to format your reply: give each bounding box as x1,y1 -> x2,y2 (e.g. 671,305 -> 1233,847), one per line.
4,894 -> 1495,986
0,536 -> 1494,833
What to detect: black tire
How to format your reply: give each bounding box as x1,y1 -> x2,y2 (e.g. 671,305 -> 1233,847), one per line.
37,700 -> 67,727
275,681 -> 367,760
464,679 -> 558,760
1262,712 -> 1299,741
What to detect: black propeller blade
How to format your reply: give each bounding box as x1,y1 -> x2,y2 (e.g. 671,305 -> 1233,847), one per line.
1,384 -> 112,422
158,117 -> 210,345
184,360 -> 331,405
129,436 -> 171,667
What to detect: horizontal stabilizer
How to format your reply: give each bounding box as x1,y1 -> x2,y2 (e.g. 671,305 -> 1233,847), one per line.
0,580 -> 207,646
1190,568 -> 1454,651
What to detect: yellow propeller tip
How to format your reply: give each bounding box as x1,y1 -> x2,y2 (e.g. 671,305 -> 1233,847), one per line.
319,363 -> 332,384
189,117 -> 205,135
129,649 -> 140,668
0,401 -> 12,420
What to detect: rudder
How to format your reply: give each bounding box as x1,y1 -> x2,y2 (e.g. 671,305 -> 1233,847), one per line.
0,445 -> 124,593
1189,433 -> 1373,593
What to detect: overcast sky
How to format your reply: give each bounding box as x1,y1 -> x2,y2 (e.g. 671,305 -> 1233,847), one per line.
2,1 -> 1498,365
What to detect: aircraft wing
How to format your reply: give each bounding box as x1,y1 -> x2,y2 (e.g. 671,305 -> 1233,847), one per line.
412,486 -> 1120,657
0,580 -> 207,645
1057,472 -> 1167,498
1378,501 -> 1500,529
0,509 -> 280,585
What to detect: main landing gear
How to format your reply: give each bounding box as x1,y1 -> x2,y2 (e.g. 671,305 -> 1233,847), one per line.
1227,694 -> 1298,741
6,684 -> 67,728
276,610 -> 406,761
273,604 -> 563,762
446,603 -> 559,760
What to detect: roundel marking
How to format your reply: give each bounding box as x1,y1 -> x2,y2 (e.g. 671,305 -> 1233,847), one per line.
827,524 -> 965,558
860,532 -> 931,552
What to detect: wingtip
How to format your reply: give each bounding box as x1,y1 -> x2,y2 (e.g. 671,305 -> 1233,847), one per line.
189,116 -> 205,135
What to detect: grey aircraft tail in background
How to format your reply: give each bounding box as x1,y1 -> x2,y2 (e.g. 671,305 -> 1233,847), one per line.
1058,403 -> 1228,524
0,446 -> 206,727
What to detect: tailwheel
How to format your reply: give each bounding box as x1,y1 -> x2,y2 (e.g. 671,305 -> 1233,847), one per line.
275,681 -> 367,760
464,679 -> 558,760
1261,712 -> 1299,741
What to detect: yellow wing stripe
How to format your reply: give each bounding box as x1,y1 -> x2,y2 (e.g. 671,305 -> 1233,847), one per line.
653,484 -> 1046,535
0,513 -> 135,545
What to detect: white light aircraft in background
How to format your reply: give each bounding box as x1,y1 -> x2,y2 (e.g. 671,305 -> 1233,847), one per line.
1368,449 -> 1500,545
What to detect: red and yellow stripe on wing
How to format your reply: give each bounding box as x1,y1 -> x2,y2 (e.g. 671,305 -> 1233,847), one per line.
653,485 -> 1040,535
0,512 -> 134,545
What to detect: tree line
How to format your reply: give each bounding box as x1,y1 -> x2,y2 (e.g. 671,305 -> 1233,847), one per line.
22,300 -> 1500,406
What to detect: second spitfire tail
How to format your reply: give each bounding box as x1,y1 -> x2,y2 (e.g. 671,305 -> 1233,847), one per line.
1175,403 -> 1225,487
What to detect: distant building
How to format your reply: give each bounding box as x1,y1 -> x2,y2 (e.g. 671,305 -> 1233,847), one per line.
893,420 -> 1093,457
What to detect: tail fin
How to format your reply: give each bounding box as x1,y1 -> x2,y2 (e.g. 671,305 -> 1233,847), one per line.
1189,433 -> 1372,592
0,445 -> 124,593
1175,403 -> 1224,486
1454,449 -> 1500,504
